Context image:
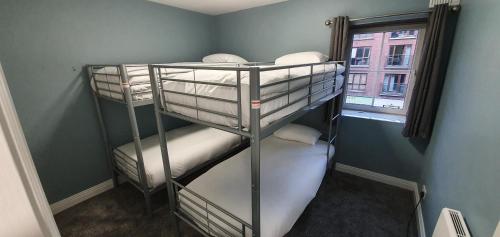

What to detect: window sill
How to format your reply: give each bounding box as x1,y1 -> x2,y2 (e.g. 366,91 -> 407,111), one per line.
342,109 -> 406,124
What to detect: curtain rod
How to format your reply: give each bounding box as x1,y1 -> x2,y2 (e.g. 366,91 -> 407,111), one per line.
324,6 -> 459,26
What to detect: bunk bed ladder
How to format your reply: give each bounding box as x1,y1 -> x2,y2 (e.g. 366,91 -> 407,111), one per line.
87,67 -> 119,188
119,65 -> 153,216
327,68 -> 346,174
149,65 -> 181,236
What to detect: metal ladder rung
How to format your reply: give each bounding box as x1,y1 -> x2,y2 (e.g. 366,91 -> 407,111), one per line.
331,113 -> 340,121
329,135 -> 337,144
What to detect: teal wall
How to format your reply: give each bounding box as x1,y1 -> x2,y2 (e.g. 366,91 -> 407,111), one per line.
214,0 -> 426,62
1,0 -> 498,235
215,0 -> 428,180
214,0 -> 500,236
0,0 -> 214,203
419,0 -> 500,236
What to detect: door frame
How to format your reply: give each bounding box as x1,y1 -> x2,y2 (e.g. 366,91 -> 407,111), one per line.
0,63 -> 60,237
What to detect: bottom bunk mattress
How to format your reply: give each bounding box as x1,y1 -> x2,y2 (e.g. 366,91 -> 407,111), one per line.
113,124 -> 241,189
179,136 -> 335,237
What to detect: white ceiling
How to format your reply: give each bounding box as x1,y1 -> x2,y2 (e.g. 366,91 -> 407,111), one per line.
148,0 -> 288,15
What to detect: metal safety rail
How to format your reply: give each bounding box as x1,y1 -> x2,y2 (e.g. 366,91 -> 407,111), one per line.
88,64 -> 154,107
173,181 -> 253,237
148,61 -> 346,237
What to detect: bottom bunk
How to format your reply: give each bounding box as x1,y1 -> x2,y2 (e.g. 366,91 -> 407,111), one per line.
176,125 -> 334,237
112,124 -> 242,189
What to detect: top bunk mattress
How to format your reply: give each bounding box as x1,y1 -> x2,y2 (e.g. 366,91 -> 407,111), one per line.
90,62 -> 238,102
179,136 -> 334,237
161,63 -> 346,128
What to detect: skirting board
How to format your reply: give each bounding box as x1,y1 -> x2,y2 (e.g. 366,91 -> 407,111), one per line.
335,163 -> 426,237
50,179 -> 114,215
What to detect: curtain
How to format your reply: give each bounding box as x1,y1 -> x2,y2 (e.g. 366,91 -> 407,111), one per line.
326,16 -> 349,121
329,16 -> 350,61
403,4 -> 459,139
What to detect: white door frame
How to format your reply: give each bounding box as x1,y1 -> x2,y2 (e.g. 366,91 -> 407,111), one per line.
0,62 -> 60,237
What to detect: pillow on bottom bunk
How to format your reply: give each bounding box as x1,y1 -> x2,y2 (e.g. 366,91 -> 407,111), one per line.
273,124 -> 322,145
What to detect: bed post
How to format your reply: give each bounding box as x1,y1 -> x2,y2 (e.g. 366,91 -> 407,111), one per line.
327,61 -> 346,174
249,67 -> 261,237
87,66 -> 119,188
148,65 -> 180,236
119,64 -> 152,216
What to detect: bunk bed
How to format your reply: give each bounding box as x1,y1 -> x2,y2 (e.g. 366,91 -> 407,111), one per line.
86,64 -> 245,215
148,60 -> 346,237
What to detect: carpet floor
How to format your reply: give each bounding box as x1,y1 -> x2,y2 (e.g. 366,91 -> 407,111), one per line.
55,171 -> 418,237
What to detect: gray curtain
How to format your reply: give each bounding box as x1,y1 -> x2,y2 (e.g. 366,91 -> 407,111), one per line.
403,4 -> 459,139
326,16 -> 349,121
329,16 -> 350,60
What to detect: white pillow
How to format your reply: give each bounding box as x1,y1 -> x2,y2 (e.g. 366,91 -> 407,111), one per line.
273,124 -> 322,145
202,53 -> 248,64
275,51 -> 328,65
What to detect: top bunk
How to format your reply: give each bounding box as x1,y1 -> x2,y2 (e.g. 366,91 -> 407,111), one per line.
148,60 -> 346,139
86,62 -> 257,107
87,64 -> 154,107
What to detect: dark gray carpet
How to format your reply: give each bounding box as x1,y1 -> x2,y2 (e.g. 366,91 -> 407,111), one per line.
55,172 -> 418,237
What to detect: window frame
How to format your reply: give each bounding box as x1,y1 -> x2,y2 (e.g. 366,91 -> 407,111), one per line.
386,44 -> 413,68
350,46 -> 371,66
343,23 -> 426,116
348,73 -> 368,92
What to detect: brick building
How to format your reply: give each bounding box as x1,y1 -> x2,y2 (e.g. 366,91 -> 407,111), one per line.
348,31 -> 418,109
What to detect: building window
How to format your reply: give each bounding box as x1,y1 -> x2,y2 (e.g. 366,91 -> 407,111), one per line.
348,73 -> 368,92
353,33 -> 374,40
387,45 -> 412,67
390,30 -> 417,39
345,27 -> 424,116
382,74 -> 407,97
350,47 -> 371,66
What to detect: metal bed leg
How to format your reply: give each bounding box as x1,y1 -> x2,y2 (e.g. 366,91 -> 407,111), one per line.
119,65 -> 151,215
149,65 -> 180,236
88,66 -> 119,188
249,67 -> 261,237
144,190 -> 153,216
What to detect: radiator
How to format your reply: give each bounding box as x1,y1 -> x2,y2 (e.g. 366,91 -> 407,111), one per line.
429,0 -> 461,8
432,208 -> 471,237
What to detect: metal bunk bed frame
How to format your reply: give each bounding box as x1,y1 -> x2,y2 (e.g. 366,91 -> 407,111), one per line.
87,64 -> 158,215
148,60 -> 346,237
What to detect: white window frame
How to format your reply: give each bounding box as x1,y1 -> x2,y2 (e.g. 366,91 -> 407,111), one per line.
343,24 -> 426,116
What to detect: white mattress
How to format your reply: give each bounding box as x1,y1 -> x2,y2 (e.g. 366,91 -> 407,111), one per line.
90,62 -> 226,101
179,136 -> 334,237
91,66 -> 153,101
163,64 -> 345,128
113,124 -> 241,188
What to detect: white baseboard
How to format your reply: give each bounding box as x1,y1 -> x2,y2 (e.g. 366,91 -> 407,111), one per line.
50,179 -> 114,215
335,163 -> 426,237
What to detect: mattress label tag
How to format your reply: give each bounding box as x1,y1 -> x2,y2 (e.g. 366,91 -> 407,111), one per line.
251,100 -> 261,109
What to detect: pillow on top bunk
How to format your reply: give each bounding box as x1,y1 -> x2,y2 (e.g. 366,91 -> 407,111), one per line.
202,53 -> 248,64
273,124 -> 322,145
275,51 -> 328,65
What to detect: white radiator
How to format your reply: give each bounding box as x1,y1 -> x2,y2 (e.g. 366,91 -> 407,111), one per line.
433,208 -> 471,237
429,0 -> 461,8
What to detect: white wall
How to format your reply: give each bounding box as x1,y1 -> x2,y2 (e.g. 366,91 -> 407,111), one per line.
0,124 -> 46,236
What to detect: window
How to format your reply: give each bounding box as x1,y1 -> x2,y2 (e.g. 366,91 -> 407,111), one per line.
387,45 -> 412,67
381,74 -> 407,97
348,73 -> 368,92
344,27 -> 425,116
390,30 -> 417,39
350,47 -> 371,66
353,33 -> 374,40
